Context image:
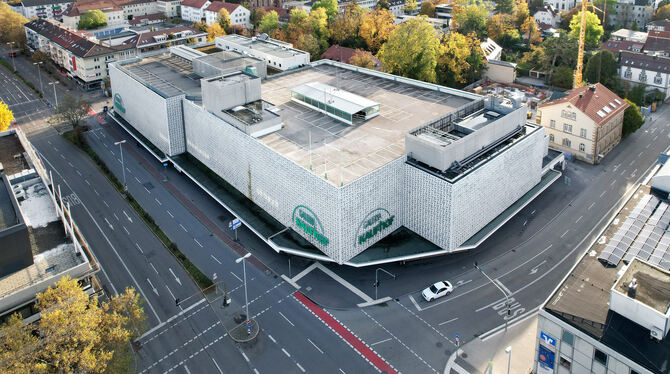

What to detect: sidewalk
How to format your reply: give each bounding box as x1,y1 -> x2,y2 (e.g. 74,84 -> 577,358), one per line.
446,314 -> 538,374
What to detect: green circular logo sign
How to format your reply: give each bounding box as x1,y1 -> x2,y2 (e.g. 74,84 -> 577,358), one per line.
114,93 -> 126,113
356,208 -> 395,246
292,205 -> 329,246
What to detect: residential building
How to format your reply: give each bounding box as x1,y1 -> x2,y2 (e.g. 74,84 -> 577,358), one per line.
337,0 -> 377,12
644,30 -> 670,57
24,18 -> 136,89
435,3 -> 454,20
609,0 -> 654,29
537,83 -> 628,164
62,0 -> 160,31
389,0 -> 405,16
0,128 -> 99,323
647,19 -> 670,31
179,0 -> 210,22
534,5 -> 560,28
619,51 -> 670,98
203,2 -> 250,28
321,44 -> 380,69
156,0 -> 180,17
394,15 -> 450,32
215,34 -> 309,71
108,47 -> 563,266
611,28 -> 649,43
122,25 -> 206,53
600,39 -> 645,58
127,12 -> 164,25
535,166 -> 670,374
481,38 -> 516,84
248,0 -> 282,8
543,0 -> 576,12
18,0 -> 74,21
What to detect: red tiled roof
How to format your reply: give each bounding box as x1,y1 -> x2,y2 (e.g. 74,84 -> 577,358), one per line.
24,18 -> 130,57
123,26 -> 206,47
539,83 -> 629,126
205,1 -> 240,13
322,45 -> 357,63
64,0 -> 155,16
180,0 -> 209,9
645,31 -> 670,53
620,51 -> 670,74
649,30 -> 670,39
600,39 -> 644,54
128,12 -> 164,25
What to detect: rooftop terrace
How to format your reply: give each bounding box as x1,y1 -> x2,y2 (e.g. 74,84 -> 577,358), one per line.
259,64 -> 474,185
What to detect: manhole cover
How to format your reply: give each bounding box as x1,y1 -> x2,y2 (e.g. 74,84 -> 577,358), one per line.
142,182 -> 154,190
436,342 -> 443,348
461,353 -> 468,358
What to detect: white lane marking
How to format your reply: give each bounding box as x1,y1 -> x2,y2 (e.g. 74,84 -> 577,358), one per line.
646,143 -> 651,149
282,348 -> 291,358
123,226 -> 130,235
307,338 -> 324,354
136,242 -> 144,254
167,210 -> 174,218
620,169 -> 626,176
576,215 -> 583,223
183,365 -> 191,374
241,352 -> 249,362
560,229 -> 569,238
126,167 -> 132,174
104,217 -> 114,230
296,363 -> 305,372
76,170 -> 82,176
231,272 -> 243,282
135,176 -> 141,183
278,311 -> 294,326
155,197 -> 162,206
638,151 -> 644,158
180,223 -> 188,232
123,210 -> 132,222
150,262 -> 158,274
409,295 -> 422,312
370,337 -> 392,346
164,284 -> 175,300
85,179 -> 91,186
438,318 -> 458,326
68,162 -> 74,167
194,238 -> 203,247
169,268 -> 182,286
610,180 -> 616,186
147,278 -> 159,296
599,190 -> 606,198
588,202 -> 595,210
211,358 -> 224,374
254,369 -> 259,374
93,188 -> 100,196
144,187 -> 150,194
339,369 -> 346,374
113,213 -> 120,221
494,279 -> 511,295
268,335 -> 276,343
211,255 -> 221,264
103,200 -> 109,207
60,154 -> 65,159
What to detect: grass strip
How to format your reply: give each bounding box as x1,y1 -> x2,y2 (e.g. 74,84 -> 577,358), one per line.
63,126 -> 214,290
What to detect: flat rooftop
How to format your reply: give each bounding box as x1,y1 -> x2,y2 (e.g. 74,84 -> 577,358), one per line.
259,64 -> 474,185
220,34 -> 307,58
545,183 -> 670,373
122,54 -> 203,99
615,259 -> 670,314
196,51 -> 263,74
0,174 -> 18,231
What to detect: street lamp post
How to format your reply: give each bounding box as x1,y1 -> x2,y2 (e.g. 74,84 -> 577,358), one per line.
49,81 -> 59,107
7,42 -> 16,71
474,262 -> 511,332
505,346 -> 512,374
235,253 -> 252,324
33,62 -> 44,95
114,140 -> 127,192
374,268 -> 396,300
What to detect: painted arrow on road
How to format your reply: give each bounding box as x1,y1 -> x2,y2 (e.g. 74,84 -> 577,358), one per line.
104,217 -> 114,231
147,278 -> 159,296
530,260 -> 548,275
169,268 -> 182,286
123,210 -> 132,223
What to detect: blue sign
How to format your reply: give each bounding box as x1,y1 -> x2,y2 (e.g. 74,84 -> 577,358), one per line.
229,218 -> 242,230
538,344 -> 555,370
540,331 -> 556,347
163,163 -> 168,167
455,333 -> 460,339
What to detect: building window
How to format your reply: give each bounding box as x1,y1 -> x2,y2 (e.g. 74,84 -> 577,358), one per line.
639,71 -> 647,81
655,75 -> 663,84
580,128 -> 587,137
579,143 -> 585,152
550,119 -> 556,128
563,123 -> 572,133
624,69 -> 632,78
549,134 -> 554,142
559,356 -> 571,370
594,349 -> 608,366
562,330 -> 574,346
561,110 -> 576,120
562,138 -> 571,147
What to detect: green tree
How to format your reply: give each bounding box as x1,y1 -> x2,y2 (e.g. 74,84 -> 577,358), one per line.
0,277 -> 146,374
359,9 -> 395,53
250,7 -> 267,31
569,11 -> 604,49
377,0 -> 390,10
454,3 -> 489,39
192,21 -> 207,32
403,0 -> 419,14
494,0 -> 516,14
584,50 -> 618,90
627,84 -> 646,106
312,0 -> 338,20
622,99 -> 644,136
78,9 -> 107,30
551,65 -> 574,88
218,8 -> 231,32
259,10 -> 279,34
437,31 -> 486,88
329,2 -> 366,48
55,94 -> 91,127
377,17 -> 441,83
0,100 -> 14,132
653,4 -> 670,20
349,49 -> 376,69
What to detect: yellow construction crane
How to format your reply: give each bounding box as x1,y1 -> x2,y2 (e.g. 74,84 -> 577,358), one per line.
573,0 -> 588,88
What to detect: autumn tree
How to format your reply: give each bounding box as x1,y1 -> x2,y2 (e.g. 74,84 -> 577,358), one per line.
377,0 -> 390,10
359,9 -> 395,53
31,50 -> 48,63
560,6 -> 580,29
437,31 -> 486,88
206,22 -> 226,41
0,3 -> 29,49
486,14 -> 521,47
250,7 -> 267,31
494,0 -> 516,14
78,9 -> 107,29
218,8 -> 231,32
377,17 -> 441,83
420,1 -> 436,17
55,94 -> 91,127
0,276 -> 146,374
312,0 -> 338,20
329,3 -> 366,48
569,11 -> 603,49
259,10 -> 279,34
453,3 -> 489,39
349,49 -> 376,69
0,100 -> 14,132
403,0 -> 419,14
654,4 -> 670,20
192,21 -> 208,32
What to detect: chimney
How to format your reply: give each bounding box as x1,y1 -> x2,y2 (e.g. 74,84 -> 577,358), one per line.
627,277 -> 638,298
589,84 -> 596,92
579,92 -> 583,98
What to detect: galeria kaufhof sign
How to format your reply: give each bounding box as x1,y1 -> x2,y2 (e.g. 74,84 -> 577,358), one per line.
292,205 -> 329,246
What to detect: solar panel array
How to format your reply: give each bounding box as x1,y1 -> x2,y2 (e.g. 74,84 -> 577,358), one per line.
598,194 -> 670,270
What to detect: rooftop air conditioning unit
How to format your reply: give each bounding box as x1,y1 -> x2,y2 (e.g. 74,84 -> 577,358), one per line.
650,326 -> 663,341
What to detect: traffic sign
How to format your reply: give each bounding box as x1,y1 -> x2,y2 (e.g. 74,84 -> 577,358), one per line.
229,218 -> 242,230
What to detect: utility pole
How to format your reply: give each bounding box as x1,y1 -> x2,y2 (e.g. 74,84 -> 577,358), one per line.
474,262 -> 511,332
33,62 -> 44,95
114,140 -> 127,192
7,42 -> 16,71
49,81 -> 60,107
374,268 -> 396,300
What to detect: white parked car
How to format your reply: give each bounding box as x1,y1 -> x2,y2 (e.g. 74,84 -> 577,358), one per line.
422,281 -> 453,302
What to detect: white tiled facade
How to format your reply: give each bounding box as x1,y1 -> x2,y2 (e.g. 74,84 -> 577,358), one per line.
535,310 -> 653,374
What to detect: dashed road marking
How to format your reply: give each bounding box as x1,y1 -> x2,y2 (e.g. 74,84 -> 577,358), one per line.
136,242 -> 144,254
307,338 -> 324,354
560,229 -> 569,238
241,352 -> 249,362
282,348 -> 291,357
370,338 -> 392,346
278,311 -> 294,326
576,215 -> 583,223
167,210 -> 174,218
438,318 -> 458,326
211,255 -> 221,264
195,238 -> 203,247
180,223 -> 188,232
231,271 -> 243,282
268,335 -> 276,344
588,202 -> 595,210
150,262 -> 158,274
296,362 -> 305,372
